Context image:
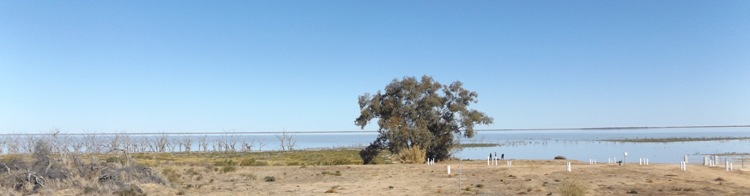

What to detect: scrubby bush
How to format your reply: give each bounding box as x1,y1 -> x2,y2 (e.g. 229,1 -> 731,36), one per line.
0,139 -> 167,195
554,155 -> 567,160
252,161 -> 269,166
214,159 -> 237,167
398,146 -> 426,164
559,180 -> 587,196
315,158 -> 358,165
221,166 -> 237,173
239,157 -> 256,166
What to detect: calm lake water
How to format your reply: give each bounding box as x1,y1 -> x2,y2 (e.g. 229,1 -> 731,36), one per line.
460,128 -> 750,163
166,127 -> 750,163
3,127 -> 748,164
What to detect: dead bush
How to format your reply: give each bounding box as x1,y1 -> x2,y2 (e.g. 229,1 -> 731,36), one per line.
0,139 -> 167,195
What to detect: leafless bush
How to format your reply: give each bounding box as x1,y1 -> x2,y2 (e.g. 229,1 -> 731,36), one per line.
212,140 -> 219,152
105,134 -> 122,153
257,139 -> 266,152
157,133 -> 170,153
0,135 -> 166,195
83,133 -> 101,154
0,138 -> 5,154
227,134 -> 238,152
20,135 -> 37,154
7,136 -> 20,154
48,130 -> 70,169
121,133 -> 132,153
276,131 -> 296,151
169,137 -> 179,152
181,136 -> 193,153
199,135 -> 208,152
138,139 -> 149,153
242,137 -> 255,152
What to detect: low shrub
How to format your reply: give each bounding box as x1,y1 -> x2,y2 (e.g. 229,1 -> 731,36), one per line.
558,180 -> 586,196
240,173 -> 257,180
397,146 -> 426,164
252,161 -> 269,166
239,157 -> 256,166
554,156 -> 567,160
214,159 -> 237,167
221,166 -> 237,173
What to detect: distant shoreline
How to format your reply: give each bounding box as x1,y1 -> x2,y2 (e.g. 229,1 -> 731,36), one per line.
483,125 -> 750,131
1,125 -> 748,136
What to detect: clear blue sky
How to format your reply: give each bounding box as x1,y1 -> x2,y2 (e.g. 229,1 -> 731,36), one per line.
1,1 -> 749,133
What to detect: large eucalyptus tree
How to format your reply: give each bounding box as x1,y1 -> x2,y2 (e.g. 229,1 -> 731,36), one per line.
356,76 -> 493,164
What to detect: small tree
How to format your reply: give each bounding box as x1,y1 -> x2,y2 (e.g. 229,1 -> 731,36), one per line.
355,76 -> 493,164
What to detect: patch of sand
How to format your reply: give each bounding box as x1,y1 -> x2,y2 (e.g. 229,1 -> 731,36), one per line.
152,160 -> 750,195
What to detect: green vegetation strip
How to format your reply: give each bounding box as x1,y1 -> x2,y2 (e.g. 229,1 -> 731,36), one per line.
601,137 -> 750,143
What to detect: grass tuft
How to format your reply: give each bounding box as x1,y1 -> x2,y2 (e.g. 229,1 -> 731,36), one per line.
558,180 -> 586,196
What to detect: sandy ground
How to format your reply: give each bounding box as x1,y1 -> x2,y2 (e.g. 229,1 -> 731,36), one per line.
148,159 -> 750,196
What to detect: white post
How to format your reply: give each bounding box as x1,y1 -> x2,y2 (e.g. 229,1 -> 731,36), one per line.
447,165 -> 451,174
684,155 -> 688,164
488,156 -> 490,166
566,162 -> 572,172
730,162 -> 733,171
646,158 -> 649,165
680,161 -> 683,171
608,158 -> 611,164
639,158 -> 642,165
726,160 -> 730,171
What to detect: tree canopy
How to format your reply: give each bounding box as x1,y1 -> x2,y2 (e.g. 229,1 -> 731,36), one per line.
355,76 -> 493,164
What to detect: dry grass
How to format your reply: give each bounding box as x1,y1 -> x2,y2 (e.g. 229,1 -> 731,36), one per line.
558,179 -> 587,196
2,139 -> 749,195
397,146 -> 426,164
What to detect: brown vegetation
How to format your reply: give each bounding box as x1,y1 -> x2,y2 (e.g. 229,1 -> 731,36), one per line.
1,133 -> 749,195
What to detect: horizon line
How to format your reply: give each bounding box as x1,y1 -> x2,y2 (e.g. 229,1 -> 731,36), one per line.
1,125 -> 748,136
